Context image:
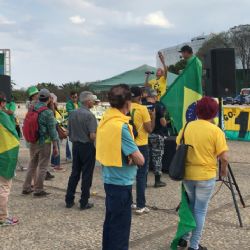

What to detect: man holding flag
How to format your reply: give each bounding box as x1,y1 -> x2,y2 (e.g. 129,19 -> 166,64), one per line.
161,45 -> 203,132
161,46 -> 204,249
0,92 -> 19,226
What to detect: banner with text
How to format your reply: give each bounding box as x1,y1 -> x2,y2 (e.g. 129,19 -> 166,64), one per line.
224,106 -> 250,141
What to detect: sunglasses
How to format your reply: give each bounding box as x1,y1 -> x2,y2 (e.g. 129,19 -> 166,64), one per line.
72,95 -> 78,99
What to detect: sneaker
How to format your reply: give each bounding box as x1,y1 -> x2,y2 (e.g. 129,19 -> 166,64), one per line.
33,191 -> 50,197
131,204 -> 137,210
80,203 -> 94,210
53,166 -> 66,172
0,217 -> 19,227
66,202 -> 75,208
178,238 -> 188,248
188,245 -> 208,250
22,190 -> 33,195
45,171 -> 55,180
135,207 -> 150,215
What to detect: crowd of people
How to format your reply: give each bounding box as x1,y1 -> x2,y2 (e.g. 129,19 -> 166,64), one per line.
0,46 -> 229,250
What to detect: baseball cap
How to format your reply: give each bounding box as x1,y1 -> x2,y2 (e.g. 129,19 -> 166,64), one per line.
131,87 -> 142,98
38,88 -> 51,99
27,86 -> 39,97
146,88 -> 157,97
179,45 -> 193,54
92,95 -> 100,102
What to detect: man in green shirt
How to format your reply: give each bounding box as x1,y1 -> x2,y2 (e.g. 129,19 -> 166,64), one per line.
66,91 -> 81,114
4,99 -> 16,126
179,45 -> 194,62
23,89 -> 59,197
65,91 -> 81,160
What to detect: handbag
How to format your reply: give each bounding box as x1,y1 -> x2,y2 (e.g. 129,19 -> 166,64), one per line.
57,124 -> 68,140
168,123 -> 192,181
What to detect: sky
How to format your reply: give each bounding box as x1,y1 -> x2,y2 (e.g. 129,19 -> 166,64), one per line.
0,0 -> 250,88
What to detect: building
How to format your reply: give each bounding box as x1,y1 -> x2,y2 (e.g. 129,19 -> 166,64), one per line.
156,35 -> 210,67
0,49 -> 11,76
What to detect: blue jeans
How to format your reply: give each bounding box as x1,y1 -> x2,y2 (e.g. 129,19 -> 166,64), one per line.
183,178 -> 216,249
103,184 -> 132,250
136,145 -> 149,208
51,141 -> 60,166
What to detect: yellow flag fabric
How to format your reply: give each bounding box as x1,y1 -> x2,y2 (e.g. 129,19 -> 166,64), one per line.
0,111 -> 19,180
96,108 -> 133,167
0,124 -> 19,154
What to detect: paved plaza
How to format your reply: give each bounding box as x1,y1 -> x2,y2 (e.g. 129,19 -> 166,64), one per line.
1,140 -> 250,250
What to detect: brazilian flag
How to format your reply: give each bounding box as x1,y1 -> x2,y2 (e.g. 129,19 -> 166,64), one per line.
170,185 -> 196,250
161,56 -> 203,132
0,111 -> 19,180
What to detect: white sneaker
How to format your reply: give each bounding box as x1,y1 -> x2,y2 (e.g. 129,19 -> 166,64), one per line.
135,207 -> 150,215
131,204 -> 137,210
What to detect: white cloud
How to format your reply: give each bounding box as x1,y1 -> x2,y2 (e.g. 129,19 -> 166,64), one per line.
69,15 -> 86,24
143,11 -> 173,28
0,15 -> 15,25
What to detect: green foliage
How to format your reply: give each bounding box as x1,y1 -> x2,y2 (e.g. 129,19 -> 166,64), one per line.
12,81 -> 95,102
12,89 -> 27,102
168,59 -> 187,75
196,32 -> 230,63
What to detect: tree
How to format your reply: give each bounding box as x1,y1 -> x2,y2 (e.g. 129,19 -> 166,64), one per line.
196,32 -> 230,62
229,25 -> 250,69
12,89 -> 27,102
168,59 -> 187,75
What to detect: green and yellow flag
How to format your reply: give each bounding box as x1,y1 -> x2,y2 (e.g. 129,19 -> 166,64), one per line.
0,111 -> 19,180
170,185 -> 196,250
161,56 -> 203,132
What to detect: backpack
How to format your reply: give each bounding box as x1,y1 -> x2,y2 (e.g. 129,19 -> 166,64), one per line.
23,106 -> 48,143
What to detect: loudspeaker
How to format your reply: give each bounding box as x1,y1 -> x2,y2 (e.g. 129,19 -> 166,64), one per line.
0,75 -> 11,101
204,48 -> 236,97
162,136 -> 177,173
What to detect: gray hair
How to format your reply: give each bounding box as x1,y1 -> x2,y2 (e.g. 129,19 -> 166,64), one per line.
79,91 -> 95,104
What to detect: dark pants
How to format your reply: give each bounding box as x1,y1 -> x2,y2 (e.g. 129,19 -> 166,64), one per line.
65,142 -> 96,206
103,184 -> 132,250
136,145 -> 149,208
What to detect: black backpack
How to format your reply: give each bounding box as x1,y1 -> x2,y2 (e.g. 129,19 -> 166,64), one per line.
128,109 -> 138,138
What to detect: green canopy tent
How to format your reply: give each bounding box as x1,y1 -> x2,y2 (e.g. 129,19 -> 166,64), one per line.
89,64 -> 178,92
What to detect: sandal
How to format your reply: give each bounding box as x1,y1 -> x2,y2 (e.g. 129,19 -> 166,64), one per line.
0,217 -> 19,227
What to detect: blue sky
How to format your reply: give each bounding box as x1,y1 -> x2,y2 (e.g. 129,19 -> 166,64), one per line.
1,0 -> 250,88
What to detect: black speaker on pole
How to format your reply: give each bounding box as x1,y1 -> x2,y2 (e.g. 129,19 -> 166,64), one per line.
204,48 -> 236,97
0,75 -> 11,101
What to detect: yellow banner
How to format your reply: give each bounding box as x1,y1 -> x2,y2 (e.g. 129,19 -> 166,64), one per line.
224,107 -> 250,132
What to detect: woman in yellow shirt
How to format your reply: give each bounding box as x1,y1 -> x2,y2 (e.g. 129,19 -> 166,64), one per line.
176,97 -> 229,250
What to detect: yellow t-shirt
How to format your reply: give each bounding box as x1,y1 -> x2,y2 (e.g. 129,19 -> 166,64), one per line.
73,103 -> 79,109
131,103 -> 151,146
176,120 -> 229,181
149,76 -> 167,100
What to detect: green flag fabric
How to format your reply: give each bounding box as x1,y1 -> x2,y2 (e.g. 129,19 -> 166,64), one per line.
170,184 -> 196,250
0,111 -> 19,180
161,56 -> 203,132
